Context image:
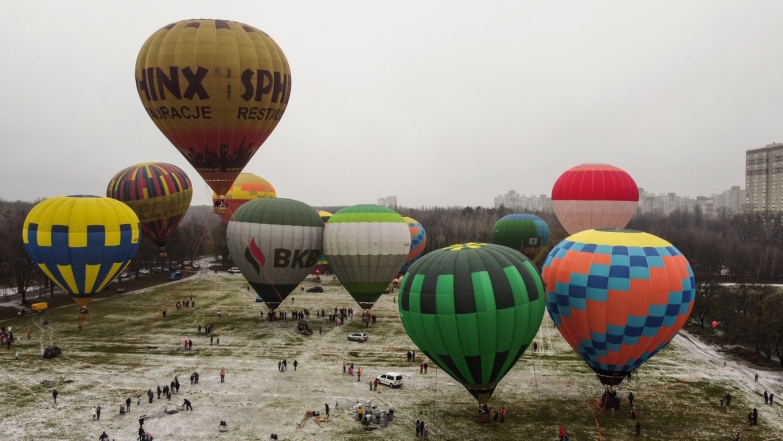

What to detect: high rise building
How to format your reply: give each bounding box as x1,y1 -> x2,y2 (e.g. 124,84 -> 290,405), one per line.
493,191 -> 552,212
377,196 -> 397,208
746,143 -> 783,212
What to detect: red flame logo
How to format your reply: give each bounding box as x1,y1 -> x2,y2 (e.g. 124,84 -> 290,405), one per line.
245,238 -> 265,274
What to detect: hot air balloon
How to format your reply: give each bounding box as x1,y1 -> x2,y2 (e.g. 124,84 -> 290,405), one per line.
107,162 -> 192,256
493,214 -> 550,263
211,173 -> 276,224
226,198 -> 322,310
323,205 -> 410,310
542,228 -> 695,386
22,196 -> 141,308
551,164 -> 639,235
400,217 -> 427,273
399,243 -> 546,404
312,211 -> 333,276
135,19 -> 291,200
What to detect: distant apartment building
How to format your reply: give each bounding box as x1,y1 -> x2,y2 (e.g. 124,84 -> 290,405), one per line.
493,191 -> 553,212
746,142 -> 783,212
638,186 -> 744,217
377,196 -> 398,208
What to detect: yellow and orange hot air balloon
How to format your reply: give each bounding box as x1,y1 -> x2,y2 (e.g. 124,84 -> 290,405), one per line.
211,173 -> 276,224
135,19 -> 291,199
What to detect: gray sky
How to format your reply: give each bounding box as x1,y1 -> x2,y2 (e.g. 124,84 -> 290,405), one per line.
1,1 -> 780,208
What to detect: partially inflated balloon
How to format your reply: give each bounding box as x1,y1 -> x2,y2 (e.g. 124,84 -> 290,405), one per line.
400,217 -> 427,273
107,162 -> 192,250
226,198 -> 322,310
23,196 -> 141,308
324,205 -> 410,310
211,173 -> 276,225
399,243 -> 546,403
551,164 -> 639,235
493,214 -> 550,261
136,19 -> 291,196
542,229 -> 695,385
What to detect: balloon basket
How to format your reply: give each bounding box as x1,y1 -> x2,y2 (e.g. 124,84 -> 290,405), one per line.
213,207 -> 228,215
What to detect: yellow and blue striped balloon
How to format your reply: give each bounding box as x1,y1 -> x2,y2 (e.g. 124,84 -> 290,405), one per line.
23,196 -> 141,307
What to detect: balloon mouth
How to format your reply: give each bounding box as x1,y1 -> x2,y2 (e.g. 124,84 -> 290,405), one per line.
66,195 -> 101,198
591,368 -> 629,386
593,228 -> 642,234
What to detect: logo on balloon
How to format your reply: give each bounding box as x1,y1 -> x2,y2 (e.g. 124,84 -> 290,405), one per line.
245,238 -> 266,274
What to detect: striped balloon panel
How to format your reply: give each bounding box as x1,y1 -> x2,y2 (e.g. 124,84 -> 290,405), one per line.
399,243 -> 545,403
542,229 -> 694,384
400,217 -> 427,273
106,162 -> 192,247
22,196 -> 141,307
324,205 -> 410,309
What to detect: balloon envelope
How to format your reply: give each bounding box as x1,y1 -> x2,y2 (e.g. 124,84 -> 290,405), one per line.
23,196 -> 141,307
313,211 -> 333,275
226,198 -> 323,310
400,217 -> 427,273
107,162 -> 192,248
542,228 -> 695,385
493,214 -> 550,260
399,243 -> 546,403
136,19 -> 291,196
551,164 -> 639,235
324,205 -> 409,309
212,173 -> 276,225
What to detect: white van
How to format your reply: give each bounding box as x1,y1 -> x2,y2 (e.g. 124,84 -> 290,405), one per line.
376,372 -> 403,388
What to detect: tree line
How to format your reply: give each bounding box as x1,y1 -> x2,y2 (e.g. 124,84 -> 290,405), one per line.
2,199 -> 782,364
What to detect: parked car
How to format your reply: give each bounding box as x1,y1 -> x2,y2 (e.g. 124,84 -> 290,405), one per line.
376,372 -> 403,388
347,332 -> 368,342
227,267 -> 241,274
190,262 -> 200,269
139,269 -> 150,275
255,296 -> 263,303
119,272 -> 129,279
170,264 -> 182,270
306,286 -> 324,293
168,271 -> 183,281
152,267 -> 162,273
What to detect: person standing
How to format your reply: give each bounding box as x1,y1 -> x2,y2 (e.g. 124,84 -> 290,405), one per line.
148,389 -> 154,403
99,431 -> 109,441
424,362 -> 428,374
770,393 -> 774,405
78,322 -> 83,332
500,406 -> 506,423
293,360 -> 299,371
220,369 -> 225,383
755,373 -> 759,381
325,403 -> 329,416
210,336 -> 213,346
493,410 -> 499,426
374,378 -> 379,391
96,405 -> 101,420
420,363 -> 424,374
198,324 -> 202,334
357,368 -> 362,382
764,390 -> 769,404
157,385 -> 161,399
423,421 -> 429,436
188,339 -> 193,350
126,397 -> 131,412
52,389 -> 58,404
628,391 -> 634,407
415,420 -> 421,436
631,404 -> 636,419
635,422 -> 641,437
343,360 -> 346,373
559,426 -> 566,441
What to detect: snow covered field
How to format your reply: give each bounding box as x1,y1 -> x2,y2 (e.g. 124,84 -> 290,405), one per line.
1,270 -> 781,440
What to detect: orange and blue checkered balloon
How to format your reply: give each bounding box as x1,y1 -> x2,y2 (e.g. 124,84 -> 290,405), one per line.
542,228 -> 695,386
400,217 -> 427,273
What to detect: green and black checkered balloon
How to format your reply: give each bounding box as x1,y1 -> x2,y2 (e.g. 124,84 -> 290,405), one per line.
398,243 -> 546,403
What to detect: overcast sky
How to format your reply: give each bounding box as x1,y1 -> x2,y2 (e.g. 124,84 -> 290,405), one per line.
1,1 -> 780,208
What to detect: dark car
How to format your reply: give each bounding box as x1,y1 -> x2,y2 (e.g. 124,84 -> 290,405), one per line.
168,271 -> 183,281
306,286 -> 324,293
43,346 -> 61,359
255,296 -> 263,303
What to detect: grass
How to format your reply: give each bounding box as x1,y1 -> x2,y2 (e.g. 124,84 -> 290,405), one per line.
0,271 -> 781,440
